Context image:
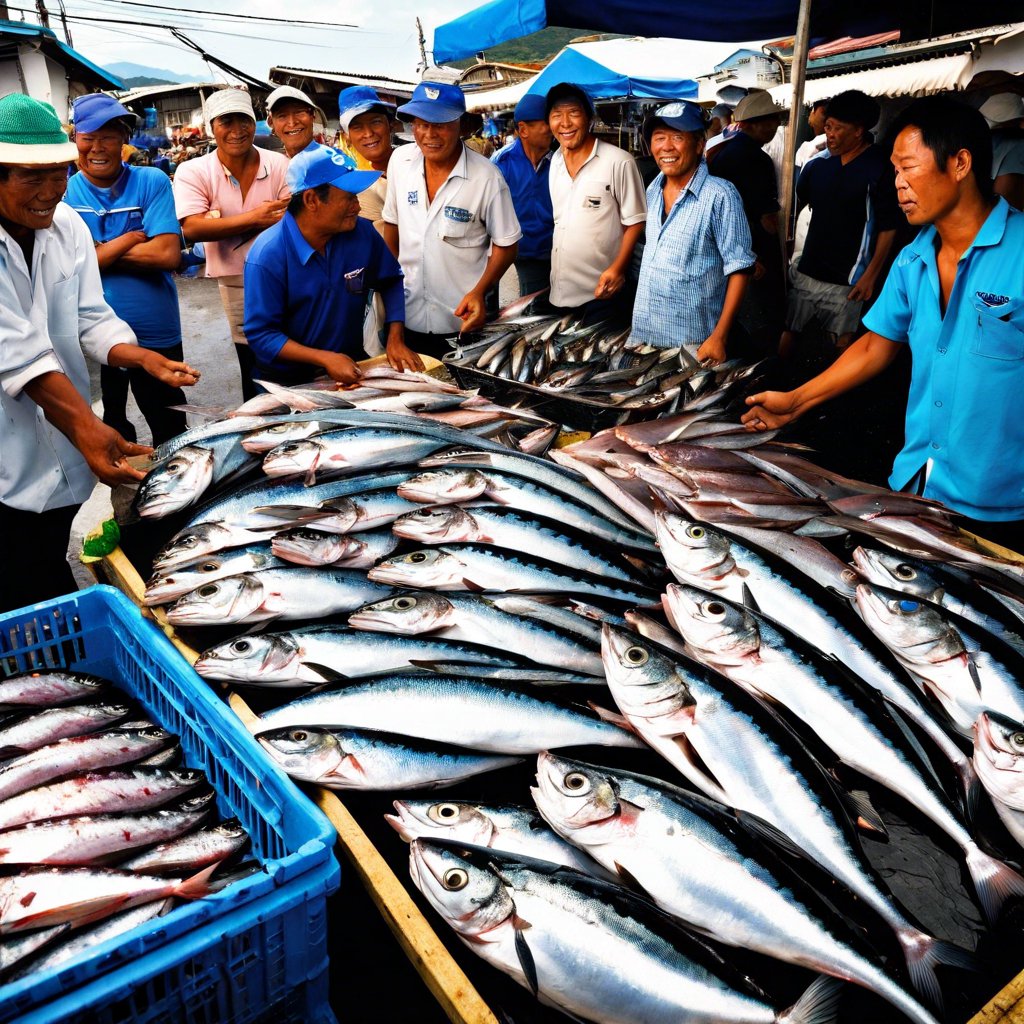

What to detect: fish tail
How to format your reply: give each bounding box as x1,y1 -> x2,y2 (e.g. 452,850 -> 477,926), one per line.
899,928 -> 977,1010
775,975 -> 843,1024
174,861 -> 219,900
965,842 -> 1024,923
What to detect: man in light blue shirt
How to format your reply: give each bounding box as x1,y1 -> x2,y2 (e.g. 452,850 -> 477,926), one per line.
744,96 -> 1024,550
631,101 -> 755,361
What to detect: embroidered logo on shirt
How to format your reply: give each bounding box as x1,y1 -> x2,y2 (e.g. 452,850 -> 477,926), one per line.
407,190 -> 419,205
976,291 -> 1011,308
443,206 -> 473,223
583,195 -> 603,209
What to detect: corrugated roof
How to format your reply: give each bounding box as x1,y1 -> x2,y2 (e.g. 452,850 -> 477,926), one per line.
270,66 -> 416,91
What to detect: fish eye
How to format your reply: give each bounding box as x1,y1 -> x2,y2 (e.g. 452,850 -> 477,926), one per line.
181,537 -> 198,548
894,564 -> 917,581
704,601 -> 727,618
231,640 -> 252,654
168,460 -> 185,472
416,509 -> 435,517
442,868 -> 469,891
200,562 -> 220,572
394,596 -> 417,610
686,526 -> 705,539
269,424 -> 288,433
898,600 -> 920,613
624,645 -> 649,665
197,584 -> 219,597
1010,732 -> 1024,751
563,772 -> 591,794
409,552 -> 428,563
289,729 -> 309,742
430,803 -> 461,822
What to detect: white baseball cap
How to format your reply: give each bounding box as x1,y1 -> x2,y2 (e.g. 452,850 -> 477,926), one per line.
266,85 -> 326,126
204,88 -> 255,133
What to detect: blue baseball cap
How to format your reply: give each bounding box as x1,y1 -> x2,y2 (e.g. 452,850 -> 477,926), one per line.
513,94 -> 547,125
338,86 -> 395,134
286,144 -> 380,196
643,100 -> 709,143
72,93 -> 137,134
397,81 -> 466,124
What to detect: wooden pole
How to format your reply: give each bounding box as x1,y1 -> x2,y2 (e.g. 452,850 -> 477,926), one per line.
780,0 -> 813,244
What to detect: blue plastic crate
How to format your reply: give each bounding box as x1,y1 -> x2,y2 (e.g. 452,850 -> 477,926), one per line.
0,585 -> 341,1024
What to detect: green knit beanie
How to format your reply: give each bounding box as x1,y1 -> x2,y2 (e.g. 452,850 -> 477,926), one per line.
0,94 -> 78,164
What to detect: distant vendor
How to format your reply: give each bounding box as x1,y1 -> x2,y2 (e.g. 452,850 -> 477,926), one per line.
244,144 -> 418,385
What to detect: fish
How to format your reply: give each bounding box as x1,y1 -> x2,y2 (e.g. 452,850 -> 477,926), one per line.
386,798 -> 611,879
271,526 -> 400,569
973,713 -> 1024,851
0,702 -> 131,757
253,673 -> 641,754
258,726 -> 522,790
193,626 -> 525,686
532,752 -> 942,1024
164,568 -> 395,626
348,593 -> 604,675
665,583 -> 1024,922
600,624 -> 974,1003
143,544 -> 285,606
120,820 -> 250,875
409,838 -> 843,1024
391,505 -> 654,585
0,672 -> 109,713
368,545 -> 656,605
0,864 -> 216,934
0,924 -> 71,976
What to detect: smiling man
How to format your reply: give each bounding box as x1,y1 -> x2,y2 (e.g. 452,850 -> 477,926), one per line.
0,94 -> 198,610
744,97 -> 1024,551
266,85 -> 325,159
338,86 -> 397,234
631,101 -> 754,361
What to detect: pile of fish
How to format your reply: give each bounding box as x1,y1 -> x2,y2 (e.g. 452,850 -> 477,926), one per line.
127,384 -> 1024,1023
0,669 -> 252,984
446,310 -> 768,417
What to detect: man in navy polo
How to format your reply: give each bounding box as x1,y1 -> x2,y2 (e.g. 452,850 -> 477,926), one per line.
244,144 -> 420,385
491,93 -> 554,296
744,97 -> 1024,551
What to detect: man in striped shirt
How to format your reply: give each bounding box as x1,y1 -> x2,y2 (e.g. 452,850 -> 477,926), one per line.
631,102 -> 755,362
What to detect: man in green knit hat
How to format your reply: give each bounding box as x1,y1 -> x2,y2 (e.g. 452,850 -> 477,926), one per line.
0,94 -> 200,611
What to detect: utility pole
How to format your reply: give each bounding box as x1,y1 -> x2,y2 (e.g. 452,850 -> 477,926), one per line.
56,0 -> 71,45
34,0 -> 50,28
416,17 -> 427,75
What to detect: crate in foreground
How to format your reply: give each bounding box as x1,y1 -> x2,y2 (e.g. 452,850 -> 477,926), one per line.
0,585 -> 340,1024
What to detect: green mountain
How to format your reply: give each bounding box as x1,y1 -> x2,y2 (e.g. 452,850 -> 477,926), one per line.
123,76 -> 177,88
451,26 -> 622,68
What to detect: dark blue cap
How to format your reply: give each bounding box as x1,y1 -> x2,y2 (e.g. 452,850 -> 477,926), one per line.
397,82 -> 466,124
513,93 -> 547,125
643,100 -> 709,143
72,93 -> 137,134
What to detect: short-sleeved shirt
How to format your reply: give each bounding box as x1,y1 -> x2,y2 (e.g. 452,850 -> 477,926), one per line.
992,131 -> 1024,178
492,137 -> 554,261
64,164 -> 182,349
382,142 -> 521,334
632,163 -> 755,351
548,139 -> 646,308
707,131 -> 779,260
796,143 -> 900,287
862,198 -> 1024,520
172,148 -> 290,278
244,211 -> 405,384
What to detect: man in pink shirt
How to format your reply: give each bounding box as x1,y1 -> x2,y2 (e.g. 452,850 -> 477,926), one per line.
173,88 -> 290,399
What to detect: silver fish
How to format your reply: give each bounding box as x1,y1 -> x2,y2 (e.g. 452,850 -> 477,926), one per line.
974,713 -> 1024,851
143,545 -> 285,606
0,672 -> 108,713
0,702 -> 130,757
120,820 -> 250,875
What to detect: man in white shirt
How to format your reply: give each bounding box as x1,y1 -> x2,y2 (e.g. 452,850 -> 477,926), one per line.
381,81 -> 520,358
0,95 -> 198,611
546,82 -> 646,310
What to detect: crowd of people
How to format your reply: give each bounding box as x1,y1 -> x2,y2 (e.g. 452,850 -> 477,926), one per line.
1,74 -> 1023,612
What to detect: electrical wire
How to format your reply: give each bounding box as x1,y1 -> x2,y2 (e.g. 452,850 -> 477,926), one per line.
74,0 -> 357,29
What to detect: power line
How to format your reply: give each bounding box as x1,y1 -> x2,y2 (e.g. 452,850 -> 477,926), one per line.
73,0 -> 357,29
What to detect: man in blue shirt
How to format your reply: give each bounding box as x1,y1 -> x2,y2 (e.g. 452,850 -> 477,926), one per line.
491,93 -> 554,296
631,101 -> 755,361
244,144 -> 415,385
744,97 -> 1024,550
65,93 -> 188,445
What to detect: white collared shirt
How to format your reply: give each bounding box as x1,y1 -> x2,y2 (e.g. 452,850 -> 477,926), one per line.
382,142 -> 521,334
0,204 -> 136,512
548,138 -> 646,308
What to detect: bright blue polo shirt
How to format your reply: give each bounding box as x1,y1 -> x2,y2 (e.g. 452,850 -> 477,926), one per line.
243,211 -> 404,384
64,165 -> 182,349
491,137 -> 553,260
863,198 -> 1024,520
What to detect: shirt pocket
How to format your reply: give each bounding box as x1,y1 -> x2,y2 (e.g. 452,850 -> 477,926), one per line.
441,218 -> 487,249
47,276 -> 80,345
971,295 -> 1024,361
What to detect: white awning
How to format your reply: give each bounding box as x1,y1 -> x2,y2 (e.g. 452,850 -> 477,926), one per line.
465,78 -> 533,112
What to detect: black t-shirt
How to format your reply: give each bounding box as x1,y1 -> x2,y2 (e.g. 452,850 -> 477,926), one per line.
796,144 -> 900,286
707,132 -> 779,260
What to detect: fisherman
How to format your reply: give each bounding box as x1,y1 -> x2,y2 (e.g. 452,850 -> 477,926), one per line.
0,94 -> 198,611
546,81 -> 646,312
795,98 -> 830,172
338,86 -> 397,234
244,144 -> 420,384
744,96 -> 1024,550
381,81 -> 520,356
631,101 -> 755,361
780,91 -> 900,358
172,88 -> 290,400
65,93 -> 189,446
265,85 -> 325,159
707,90 -> 786,353
491,92 -> 555,297
707,102 -> 735,142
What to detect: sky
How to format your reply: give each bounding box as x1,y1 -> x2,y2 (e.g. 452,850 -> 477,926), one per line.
22,0 -> 490,82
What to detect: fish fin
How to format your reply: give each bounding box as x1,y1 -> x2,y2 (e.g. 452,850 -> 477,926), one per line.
899,929 -> 978,1011
461,578 -> 487,593
513,921 -> 539,996
740,582 -> 761,613
587,703 -> 638,735
250,504 -> 333,523
841,788 -> 889,840
301,662 -> 350,683
736,810 -> 816,863
175,861 -> 219,900
612,861 -> 645,893
776,975 -> 843,1024
966,654 -> 984,696
965,843 -> 1024,924
884,704 -> 949,795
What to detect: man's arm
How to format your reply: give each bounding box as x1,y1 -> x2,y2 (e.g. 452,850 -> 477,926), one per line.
95,231 -> 148,270
23,371 -> 150,485
741,330 -> 902,430
695,271 -> 750,365
117,233 -> 182,272
594,222 -> 643,299
273,339 -> 361,385
379,221 -> 400,260
453,241 -> 517,333
180,203 -> 287,243
106,343 -> 200,387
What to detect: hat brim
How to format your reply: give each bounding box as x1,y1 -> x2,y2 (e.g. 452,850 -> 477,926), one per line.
207,106 -> 256,128
396,101 -> 463,124
643,115 -> 704,143
0,140 -> 78,165
74,111 -> 137,135
340,101 -> 395,133
322,168 -> 381,196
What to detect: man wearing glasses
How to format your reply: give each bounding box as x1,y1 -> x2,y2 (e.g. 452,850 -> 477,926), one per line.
244,145 -> 419,385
